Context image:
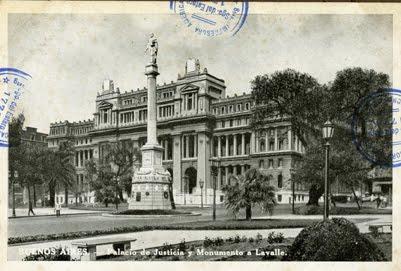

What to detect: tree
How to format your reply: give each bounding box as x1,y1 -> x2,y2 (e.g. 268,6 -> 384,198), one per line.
40,142 -> 75,207
251,69 -> 328,147
9,114 -> 25,215
222,168 -> 276,220
84,140 -> 141,208
251,68 -> 391,206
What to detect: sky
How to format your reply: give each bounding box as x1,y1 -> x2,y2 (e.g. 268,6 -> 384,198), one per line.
8,14 -> 393,133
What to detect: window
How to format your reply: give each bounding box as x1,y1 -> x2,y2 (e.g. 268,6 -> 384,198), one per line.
302,195 -> 305,201
236,119 -> 241,126
278,174 -> 283,188
136,192 -> 141,202
229,105 -> 233,113
220,195 -> 224,202
236,104 -> 241,111
221,121 -> 225,128
213,108 -> 217,114
278,158 -> 283,168
230,120 -> 233,127
221,107 -> 225,114
278,195 -> 282,202
187,94 -> 193,110
269,140 -> 275,151
259,159 -> 265,168
245,103 -> 250,110
278,139 -> 284,150
268,159 -> 274,168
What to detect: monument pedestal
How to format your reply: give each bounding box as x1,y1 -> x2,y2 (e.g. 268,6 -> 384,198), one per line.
128,59 -> 172,210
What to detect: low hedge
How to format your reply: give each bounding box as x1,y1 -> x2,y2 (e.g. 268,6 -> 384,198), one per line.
9,219 -> 318,245
285,217 -> 386,261
113,209 -> 191,215
294,205 -> 392,215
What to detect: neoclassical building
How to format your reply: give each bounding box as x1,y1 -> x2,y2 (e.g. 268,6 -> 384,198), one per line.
47,59 -> 309,206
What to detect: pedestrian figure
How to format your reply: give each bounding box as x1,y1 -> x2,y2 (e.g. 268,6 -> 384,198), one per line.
28,200 -> 35,216
376,195 -> 382,209
55,203 -> 61,217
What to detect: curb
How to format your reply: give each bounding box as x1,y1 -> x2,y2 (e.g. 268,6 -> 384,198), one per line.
101,212 -> 202,218
8,212 -> 103,219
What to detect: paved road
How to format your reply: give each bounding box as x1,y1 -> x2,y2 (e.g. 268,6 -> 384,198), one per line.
8,204 -> 301,238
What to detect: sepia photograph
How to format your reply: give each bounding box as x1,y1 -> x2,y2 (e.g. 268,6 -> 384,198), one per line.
1,1 -> 398,267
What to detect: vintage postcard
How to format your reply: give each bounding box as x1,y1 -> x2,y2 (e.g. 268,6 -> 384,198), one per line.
0,1 -> 400,270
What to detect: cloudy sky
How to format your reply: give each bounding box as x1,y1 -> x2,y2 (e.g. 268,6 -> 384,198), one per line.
8,14 -> 392,133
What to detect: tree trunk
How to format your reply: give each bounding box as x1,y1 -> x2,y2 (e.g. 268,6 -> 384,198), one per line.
105,200 -> 109,207
169,183 -> 176,209
64,186 -> 69,207
330,193 -> 336,207
33,185 -> 37,207
245,204 -> 252,220
307,184 -> 324,206
27,185 -> 34,215
49,183 -> 55,207
351,187 -> 361,210
119,189 -> 124,202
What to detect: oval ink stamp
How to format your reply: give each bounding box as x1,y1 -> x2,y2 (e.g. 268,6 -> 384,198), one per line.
0,68 -> 31,147
351,88 -> 399,167
169,1 -> 249,37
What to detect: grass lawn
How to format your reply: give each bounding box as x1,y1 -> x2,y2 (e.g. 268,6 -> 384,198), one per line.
295,205 -> 392,215
169,219 -> 319,230
113,209 -> 192,215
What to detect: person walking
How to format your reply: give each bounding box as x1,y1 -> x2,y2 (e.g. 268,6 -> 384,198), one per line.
55,203 -> 61,217
28,199 -> 35,216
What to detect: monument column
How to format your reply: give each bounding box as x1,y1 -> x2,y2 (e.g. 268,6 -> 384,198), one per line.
129,34 -> 172,210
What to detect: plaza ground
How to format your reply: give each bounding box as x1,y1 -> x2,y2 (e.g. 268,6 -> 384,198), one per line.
7,203 -> 391,260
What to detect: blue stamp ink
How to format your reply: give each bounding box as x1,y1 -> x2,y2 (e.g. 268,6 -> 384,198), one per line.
0,68 -> 31,147
351,88 -> 400,167
169,1 -> 249,37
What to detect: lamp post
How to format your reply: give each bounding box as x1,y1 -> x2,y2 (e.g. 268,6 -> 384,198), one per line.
9,170 -> 18,218
114,176 -> 120,211
183,175 -> 188,205
322,120 -> 334,221
289,168 -> 295,214
199,179 -> 204,209
210,157 -> 221,221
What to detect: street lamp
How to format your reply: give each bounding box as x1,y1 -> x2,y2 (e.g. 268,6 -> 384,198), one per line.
289,167 -> 295,214
322,120 -> 334,221
183,175 -> 189,205
9,170 -> 18,217
210,157 -> 221,221
199,179 -> 204,209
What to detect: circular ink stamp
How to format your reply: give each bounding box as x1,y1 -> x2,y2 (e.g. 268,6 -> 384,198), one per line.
169,1 -> 248,37
351,88 -> 400,167
0,68 -> 31,147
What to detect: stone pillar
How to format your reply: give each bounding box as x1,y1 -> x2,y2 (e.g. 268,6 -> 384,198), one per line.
250,132 -> 255,154
233,134 -> 237,156
225,135 -> 229,157
185,135 -> 189,158
288,129 -> 292,150
241,134 -> 245,155
197,133 -> 209,203
172,134 -> 182,193
274,127 -> 278,151
217,167 -> 221,190
265,130 -> 268,152
145,65 -> 158,145
218,136 -> 221,157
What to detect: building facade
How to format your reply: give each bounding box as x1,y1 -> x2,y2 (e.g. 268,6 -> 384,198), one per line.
47,59 -> 309,206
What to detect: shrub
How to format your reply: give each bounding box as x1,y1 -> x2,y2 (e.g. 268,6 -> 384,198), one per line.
248,237 -> 254,243
178,239 -> 187,252
331,195 -> 348,203
234,235 -> 241,243
267,232 -> 284,244
256,233 -> 263,243
23,247 -> 71,261
285,218 -> 386,261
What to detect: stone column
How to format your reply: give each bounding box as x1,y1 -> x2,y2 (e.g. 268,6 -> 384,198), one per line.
185,135 -> 189,158
241,134 -> 245,155
217,136 -> 221,156
233,134 -> 237,156
173,134 -> 182,193
274,127 -> 278,151
265,130 -> 268,152
145,64 -> 159,145
250,132 -> 255,154
225,135 -> 229,157
288,129 -> 292,150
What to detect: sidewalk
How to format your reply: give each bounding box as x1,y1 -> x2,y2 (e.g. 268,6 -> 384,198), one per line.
8,208 -> 103,218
